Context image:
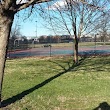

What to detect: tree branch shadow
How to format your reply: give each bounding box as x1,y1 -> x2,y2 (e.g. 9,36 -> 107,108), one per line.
1,57 -> 85,108
93,102 -> 110,110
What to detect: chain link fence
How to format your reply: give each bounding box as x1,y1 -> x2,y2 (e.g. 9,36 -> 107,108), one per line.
7,37 -> 110,58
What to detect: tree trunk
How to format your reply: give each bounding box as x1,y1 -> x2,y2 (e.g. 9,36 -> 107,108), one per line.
0,13 -> 14,105
74,35 -> 79,64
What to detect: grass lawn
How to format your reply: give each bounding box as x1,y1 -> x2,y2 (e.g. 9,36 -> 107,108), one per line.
29,42 -> 110,48
1,56 -> 110,110
31,42 -> 91,48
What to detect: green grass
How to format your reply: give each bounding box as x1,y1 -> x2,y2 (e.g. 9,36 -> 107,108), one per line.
9,42 -> 110,51
30,42 -> 110,48
2,56 -> 110,110
30,42 -> 97,48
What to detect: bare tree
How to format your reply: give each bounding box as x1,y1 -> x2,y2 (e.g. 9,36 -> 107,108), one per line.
97,12 -> 110,43
8,23 -> 23,50
10,23 -> 21,38
37,0 -> 108,63
0,0 -> 49,105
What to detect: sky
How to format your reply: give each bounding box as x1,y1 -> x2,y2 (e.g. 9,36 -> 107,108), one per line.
13,1 -> 58,38
13,0 -> 71,38
12,0 -> 110,38
13,10 -> 53,38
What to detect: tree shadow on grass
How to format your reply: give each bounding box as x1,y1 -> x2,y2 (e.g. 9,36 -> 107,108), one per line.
1,58 -> 85,108
73,56 -> 110,73
93,102 -> 110,110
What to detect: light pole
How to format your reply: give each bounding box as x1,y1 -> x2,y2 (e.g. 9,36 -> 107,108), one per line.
32,21 -> 37,48
36,21 -> 37,39
35,20 -> 37,48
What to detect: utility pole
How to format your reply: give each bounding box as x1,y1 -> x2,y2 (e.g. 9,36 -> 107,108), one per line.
36,21 -> 37,39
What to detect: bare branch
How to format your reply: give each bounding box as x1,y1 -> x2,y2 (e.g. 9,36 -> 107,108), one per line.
73,0 -> 106,10
16,0 -> 50,11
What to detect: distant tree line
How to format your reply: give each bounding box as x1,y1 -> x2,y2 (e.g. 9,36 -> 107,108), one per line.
38,35 -> 73,43
38,34 -> 110,43
8,34 -> 110,50
80,35 -> 110,42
